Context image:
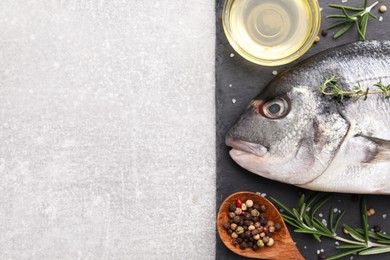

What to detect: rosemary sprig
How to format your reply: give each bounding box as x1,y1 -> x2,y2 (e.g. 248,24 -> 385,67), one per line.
326,0 -> 378,40
319,75 -> 390,100
271,195 -> 390,260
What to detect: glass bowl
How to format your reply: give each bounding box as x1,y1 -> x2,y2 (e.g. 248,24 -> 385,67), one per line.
222,0 -> 321,66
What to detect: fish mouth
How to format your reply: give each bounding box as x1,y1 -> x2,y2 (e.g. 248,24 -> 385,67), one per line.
225,137 -> 268,157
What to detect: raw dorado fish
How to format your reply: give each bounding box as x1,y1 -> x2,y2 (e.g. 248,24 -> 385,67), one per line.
226,40 -> 390,194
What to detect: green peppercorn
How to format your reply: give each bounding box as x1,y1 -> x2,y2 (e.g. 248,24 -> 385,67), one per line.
257,239 -> 265,248
236,226 -> 244,235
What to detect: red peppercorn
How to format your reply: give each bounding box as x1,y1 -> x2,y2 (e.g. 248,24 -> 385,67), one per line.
241,210 -> 247,215
263,226 -> 268,234
236,199 -> 242,208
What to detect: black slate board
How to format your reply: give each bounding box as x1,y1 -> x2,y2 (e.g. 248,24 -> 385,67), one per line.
216,0 -> 390,259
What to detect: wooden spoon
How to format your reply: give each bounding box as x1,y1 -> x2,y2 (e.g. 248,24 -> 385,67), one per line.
217,191 -> 304,259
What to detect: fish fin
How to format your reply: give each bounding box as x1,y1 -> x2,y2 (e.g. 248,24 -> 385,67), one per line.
354,135 -> 390,163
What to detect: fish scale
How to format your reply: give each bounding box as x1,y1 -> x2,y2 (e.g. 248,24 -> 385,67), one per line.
226,40 -> 390,194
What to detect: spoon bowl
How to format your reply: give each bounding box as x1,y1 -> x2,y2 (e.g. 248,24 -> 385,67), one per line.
217,192 -> 304,259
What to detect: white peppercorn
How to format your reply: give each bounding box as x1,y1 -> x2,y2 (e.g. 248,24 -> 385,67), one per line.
245,199 -> 254,208
266,237 -> 275,247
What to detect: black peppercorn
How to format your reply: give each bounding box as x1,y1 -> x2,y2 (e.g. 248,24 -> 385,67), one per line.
244,230 -> 252,238
318,253 -> 326,260
237,237 -> 243,243
274,223 -> 281,231
233,216 -> 241,223
240,241 -> 248,249
223,222 -> 230,230
260,216 -> 268,226
259,204 -> 267,212
321,29 -> 328,37
231,239 -> 238,246
373,225 -> 382,232
351,194 -> 359,202
252,244 -> 259,251
229,203 -> 237,212
247,241 -> 254,248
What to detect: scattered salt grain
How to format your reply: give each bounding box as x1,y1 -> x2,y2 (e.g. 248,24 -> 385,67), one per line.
319,213 -> 323,218
261,193 -> 267,197
230,53 -> 235,58
320,7 -> 323,12
333,208 -> 338,213
317,250 -> 320,255
306,207 -> 311,212
350,256 -> 354,260
272,70 -> 278,75
232,98 -> 237,104
341,0 -> 348,3
304,246 -> 307,249
383,214 -> 387,219
379,16 -> 384,22
279,208 -> 285,213
320,249 -> 324,252
335,241 -> 340,245
322,219 -> 327,226
229,84 -> 233,88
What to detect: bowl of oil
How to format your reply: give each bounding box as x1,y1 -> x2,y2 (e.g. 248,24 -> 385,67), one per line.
222,0 -> 321,66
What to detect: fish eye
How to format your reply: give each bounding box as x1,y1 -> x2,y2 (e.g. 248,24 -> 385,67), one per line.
260,98 -> 289,119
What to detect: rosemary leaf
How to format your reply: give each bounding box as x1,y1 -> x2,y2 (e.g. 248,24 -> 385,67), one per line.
311,195 -> 331,221
328,4 -> 364,12
336,244 -> 365,249
334,211 -> 346,232
326,20 -> 351,30
329,209 -> 335,233
359,247 -> 390,255
325,248 -> 364,260
343,224 -> 366,243
270,197 -> 294,216
361,196 -> 369,244
333,22 -> 354,39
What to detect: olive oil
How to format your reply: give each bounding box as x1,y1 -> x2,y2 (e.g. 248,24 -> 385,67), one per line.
223,0 -> 319,65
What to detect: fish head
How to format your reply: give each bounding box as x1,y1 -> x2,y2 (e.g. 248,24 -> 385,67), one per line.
226,77 -> 349,185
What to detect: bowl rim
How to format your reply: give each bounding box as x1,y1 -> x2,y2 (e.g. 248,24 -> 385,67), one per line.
222,0 -> 321,66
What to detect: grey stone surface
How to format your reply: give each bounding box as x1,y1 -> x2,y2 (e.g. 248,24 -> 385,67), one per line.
0,1 -> 215,259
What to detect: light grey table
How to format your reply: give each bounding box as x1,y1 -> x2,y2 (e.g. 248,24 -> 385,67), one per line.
0,1 -> 216,259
